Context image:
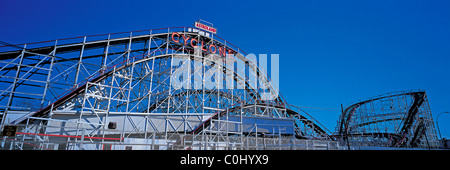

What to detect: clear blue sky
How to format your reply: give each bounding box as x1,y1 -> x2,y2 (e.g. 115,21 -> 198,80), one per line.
1,0 -> 450,138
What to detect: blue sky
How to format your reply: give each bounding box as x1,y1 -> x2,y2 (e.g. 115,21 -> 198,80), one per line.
1,0 -> 450,138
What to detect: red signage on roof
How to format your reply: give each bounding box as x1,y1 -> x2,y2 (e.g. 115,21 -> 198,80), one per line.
194,22 -> 217,34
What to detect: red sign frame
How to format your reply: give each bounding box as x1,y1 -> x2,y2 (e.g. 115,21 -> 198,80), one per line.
194,22 -> 217,34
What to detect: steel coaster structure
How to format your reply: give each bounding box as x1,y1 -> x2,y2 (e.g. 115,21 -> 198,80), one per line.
335,90 -> 441,149
0,26 -> 336,150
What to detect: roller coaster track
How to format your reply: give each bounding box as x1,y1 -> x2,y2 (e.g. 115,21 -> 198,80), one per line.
9,52 -> 258,124
10,52 -> 154,124
4,30 -> 276,124
188,103 -> 331,139
336,90 -> 436,148
0,26 -> 339,151
400,92 -> 425,134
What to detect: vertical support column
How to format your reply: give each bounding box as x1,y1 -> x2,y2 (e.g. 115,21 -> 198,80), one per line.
165,54 -> 174,140
101,34 -> 111,71
216,54 -> 221,108
146,33 -> 155,113
126,32 -> 132,64
2,44 -> 26,126
184,55 -> 191,134
164,51 -> 173,142
255,123 -> 258,149
226,108 -> 229,149
240,104 -> 244,150
40,41 -> 56,109
75,81 -> 90,144
102,67 -> 116,142
165,28 -> 170,55
125,60 -> 135,113
144,32 -> 153,140
202,50 -> 206,114
74,36 -> 87,88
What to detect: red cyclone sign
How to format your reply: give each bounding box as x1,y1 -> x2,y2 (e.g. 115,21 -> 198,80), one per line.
171,32 -> 235,58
